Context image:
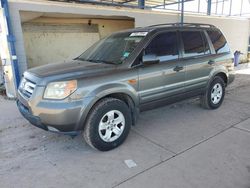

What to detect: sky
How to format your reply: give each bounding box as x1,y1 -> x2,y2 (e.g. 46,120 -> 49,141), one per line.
154,0 -> 250,17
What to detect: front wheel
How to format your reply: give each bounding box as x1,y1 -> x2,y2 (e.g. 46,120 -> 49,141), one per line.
83,98 -> 132,151
200,76 -> 225,109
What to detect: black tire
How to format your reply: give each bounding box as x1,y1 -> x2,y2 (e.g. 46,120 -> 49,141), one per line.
83,98 -> 132,151
200,76 -> 225,109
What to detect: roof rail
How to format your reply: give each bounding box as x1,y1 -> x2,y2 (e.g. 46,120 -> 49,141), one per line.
147,23 -> 216,28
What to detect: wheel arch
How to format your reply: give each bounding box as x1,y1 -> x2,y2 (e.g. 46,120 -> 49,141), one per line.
77,85 -> 139,130
100,92 -> 139,126
209,68 -> 229,87
214,72 -> 228,86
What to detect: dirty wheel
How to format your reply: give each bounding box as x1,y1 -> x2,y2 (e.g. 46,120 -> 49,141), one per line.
83,98 -> 131,151
200,76 -> 225,109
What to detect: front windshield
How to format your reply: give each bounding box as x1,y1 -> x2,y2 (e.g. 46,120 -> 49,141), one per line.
78,31 -> 147,65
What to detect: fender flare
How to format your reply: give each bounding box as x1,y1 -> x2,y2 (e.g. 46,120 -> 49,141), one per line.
75,83 -> 139,130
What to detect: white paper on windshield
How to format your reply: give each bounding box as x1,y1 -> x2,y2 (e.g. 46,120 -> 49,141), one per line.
130,32 -> 148,37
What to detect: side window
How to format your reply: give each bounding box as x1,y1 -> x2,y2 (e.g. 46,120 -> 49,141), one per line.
202,32 -> 211,55
181,31 -> 206,57
207,30 -> 230,54
145,32 -> 178,62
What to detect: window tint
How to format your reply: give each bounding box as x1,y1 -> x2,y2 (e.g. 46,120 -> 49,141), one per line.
145,32 -> 178,61
181,31 -> 206,57
207,30 -> 230,54
202,32 -> 211,55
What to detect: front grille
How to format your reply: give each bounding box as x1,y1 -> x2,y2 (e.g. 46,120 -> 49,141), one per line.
19,78 -> 36,98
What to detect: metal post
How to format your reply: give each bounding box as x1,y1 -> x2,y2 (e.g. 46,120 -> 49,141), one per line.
240,0 -> 243,16
181,0 -> 184,25
207,0 -> 212,15
222,0 -> 225,15
215,0 -> 218,14
198,0 -> 200,13
229,0 -> 232,16
1,0 -> 20,88
138,0 -> 145,9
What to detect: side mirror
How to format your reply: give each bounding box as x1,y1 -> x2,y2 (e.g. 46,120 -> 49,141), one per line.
142,54 -> 160,65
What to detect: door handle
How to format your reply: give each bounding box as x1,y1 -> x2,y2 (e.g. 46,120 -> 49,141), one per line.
208,60 -> 215,65
173,66 -> 184,72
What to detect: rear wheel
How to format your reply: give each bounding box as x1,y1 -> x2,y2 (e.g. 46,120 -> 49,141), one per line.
200,76 -> 225,109
83,98 -> 132,151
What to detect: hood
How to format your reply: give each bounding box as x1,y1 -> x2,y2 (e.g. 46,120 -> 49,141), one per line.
28,60 -> 115,78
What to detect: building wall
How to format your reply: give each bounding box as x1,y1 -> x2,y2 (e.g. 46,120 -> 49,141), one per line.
8,0 -> 250,76
23,22 -> 100,68
22,18 -> 134,67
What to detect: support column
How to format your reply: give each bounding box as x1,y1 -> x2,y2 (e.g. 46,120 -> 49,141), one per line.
138,0 -> 145,9
207,0 -> 212,15
180,0 -> 184,25
0,0 -> 20,98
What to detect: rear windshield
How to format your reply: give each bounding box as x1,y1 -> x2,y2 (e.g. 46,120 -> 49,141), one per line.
207,30 -> 230,54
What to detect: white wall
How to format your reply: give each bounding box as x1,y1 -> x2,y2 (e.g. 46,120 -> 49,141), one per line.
21,17 -> 134,67
23,22 -> 100,68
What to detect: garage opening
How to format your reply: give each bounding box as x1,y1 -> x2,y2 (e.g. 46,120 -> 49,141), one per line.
20,12 -> 135,68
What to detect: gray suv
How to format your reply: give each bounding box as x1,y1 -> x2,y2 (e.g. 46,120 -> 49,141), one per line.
17,23 -> 235,151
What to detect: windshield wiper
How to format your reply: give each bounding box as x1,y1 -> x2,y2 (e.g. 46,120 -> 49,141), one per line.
76,57 -> 117,65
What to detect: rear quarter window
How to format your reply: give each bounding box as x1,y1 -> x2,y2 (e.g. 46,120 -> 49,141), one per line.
181,31 -> 208,58
207,30 -> 230,54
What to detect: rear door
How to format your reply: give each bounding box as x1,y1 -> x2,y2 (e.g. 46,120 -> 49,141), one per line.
179,30 -> 213,93
138,31 -> 185,104
206,29 -> 232,68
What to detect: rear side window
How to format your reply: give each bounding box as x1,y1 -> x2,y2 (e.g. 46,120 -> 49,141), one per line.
181,31 -> 207,57
202,32 -> 211,55
207,30 -> 230,54
145,32 -> 178,61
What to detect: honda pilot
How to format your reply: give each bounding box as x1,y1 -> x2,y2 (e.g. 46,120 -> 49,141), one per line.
17,23 -> 235,151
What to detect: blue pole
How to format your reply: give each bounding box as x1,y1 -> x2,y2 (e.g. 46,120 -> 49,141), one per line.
181,0 -> 184,25
207,0 -> 212,15
1,0 -> 20,87
138,0 -> 145,9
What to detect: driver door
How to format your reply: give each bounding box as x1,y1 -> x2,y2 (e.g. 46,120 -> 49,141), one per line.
138,31 -> 185,106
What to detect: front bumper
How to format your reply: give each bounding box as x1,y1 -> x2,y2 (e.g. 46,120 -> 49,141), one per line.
17,100 -> 48,131
17,100 -> 80,136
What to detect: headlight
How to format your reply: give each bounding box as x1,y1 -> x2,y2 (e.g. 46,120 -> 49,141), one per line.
44,80 -> 77,100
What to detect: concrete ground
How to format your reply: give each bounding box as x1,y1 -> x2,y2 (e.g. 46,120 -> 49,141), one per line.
1,64 -> 250,188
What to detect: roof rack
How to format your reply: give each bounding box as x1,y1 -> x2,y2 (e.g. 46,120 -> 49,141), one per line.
147,23 -> 216,28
